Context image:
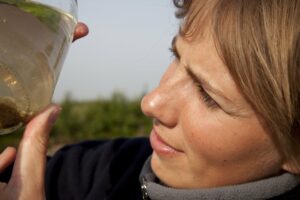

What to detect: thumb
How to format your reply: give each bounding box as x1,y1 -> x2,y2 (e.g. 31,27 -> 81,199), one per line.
9,105 -> 61,196
73,22 -> 89,42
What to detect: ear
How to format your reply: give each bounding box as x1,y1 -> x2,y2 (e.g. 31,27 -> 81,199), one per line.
282,161 -> 300,174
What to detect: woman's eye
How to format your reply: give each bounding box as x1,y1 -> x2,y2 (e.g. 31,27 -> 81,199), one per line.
196,83 -> 219,109
185,67 -> 219,110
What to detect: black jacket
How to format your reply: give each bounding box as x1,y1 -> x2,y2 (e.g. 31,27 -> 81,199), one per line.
45,137 -> 152,200
1,137 -> 300,199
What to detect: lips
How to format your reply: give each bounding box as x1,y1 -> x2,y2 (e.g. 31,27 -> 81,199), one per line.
149,128 -> 183,156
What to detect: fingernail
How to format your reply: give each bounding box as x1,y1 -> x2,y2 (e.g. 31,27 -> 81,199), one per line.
49,106 -> 62,125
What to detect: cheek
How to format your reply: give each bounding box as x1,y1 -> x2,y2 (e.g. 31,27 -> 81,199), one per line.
181,108 -> 278,166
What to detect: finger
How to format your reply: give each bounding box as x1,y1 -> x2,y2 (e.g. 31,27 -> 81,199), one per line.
9,105 -> 61,195
73,22 -> 89,42
0,147 -> 16,173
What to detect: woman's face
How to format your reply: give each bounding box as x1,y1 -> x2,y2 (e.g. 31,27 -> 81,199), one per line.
141,35 -> 285,188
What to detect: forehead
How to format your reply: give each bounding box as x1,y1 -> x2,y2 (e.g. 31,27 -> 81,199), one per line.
176,35 -> 228,82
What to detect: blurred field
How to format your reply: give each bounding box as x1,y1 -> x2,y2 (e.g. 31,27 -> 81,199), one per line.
0,91 -> 152,152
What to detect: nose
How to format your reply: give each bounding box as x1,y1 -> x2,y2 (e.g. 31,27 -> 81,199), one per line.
141,63 -> 180,128
141,87 -> 178,128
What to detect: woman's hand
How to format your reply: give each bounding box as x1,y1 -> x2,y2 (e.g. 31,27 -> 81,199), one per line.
0,105 -> 61,199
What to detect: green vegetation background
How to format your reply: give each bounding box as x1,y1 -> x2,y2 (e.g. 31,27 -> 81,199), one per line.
0,92 -> 152,152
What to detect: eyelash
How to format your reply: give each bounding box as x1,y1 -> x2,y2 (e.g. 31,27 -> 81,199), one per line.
169,45 -> 219,109
195,83 -> 219,109
169,46 -> 180,60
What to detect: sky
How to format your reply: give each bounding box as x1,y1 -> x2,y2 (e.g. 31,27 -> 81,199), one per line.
53,0 -> 179,101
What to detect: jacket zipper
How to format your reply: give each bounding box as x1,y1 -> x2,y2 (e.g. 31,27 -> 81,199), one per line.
141,177 -> 150,200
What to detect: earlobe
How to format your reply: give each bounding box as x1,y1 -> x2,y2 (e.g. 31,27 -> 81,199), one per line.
282,161 -> 300,175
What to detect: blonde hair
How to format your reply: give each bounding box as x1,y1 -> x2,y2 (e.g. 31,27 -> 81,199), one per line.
173,0 -> 300,168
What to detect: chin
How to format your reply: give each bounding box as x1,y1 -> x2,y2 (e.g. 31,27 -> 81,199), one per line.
150,152 -> 190,188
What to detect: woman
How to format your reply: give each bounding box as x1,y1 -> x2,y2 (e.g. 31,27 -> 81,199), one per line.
0,0 -> 299,199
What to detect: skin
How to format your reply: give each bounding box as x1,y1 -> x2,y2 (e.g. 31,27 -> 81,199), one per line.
141,35 -> 289,189
0,23 -> 88,199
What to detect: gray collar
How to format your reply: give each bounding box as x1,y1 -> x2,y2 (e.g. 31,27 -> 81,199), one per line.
139,157 -> 300,200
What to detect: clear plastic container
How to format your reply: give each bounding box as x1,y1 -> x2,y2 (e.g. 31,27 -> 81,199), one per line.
0,0 -> 77,134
